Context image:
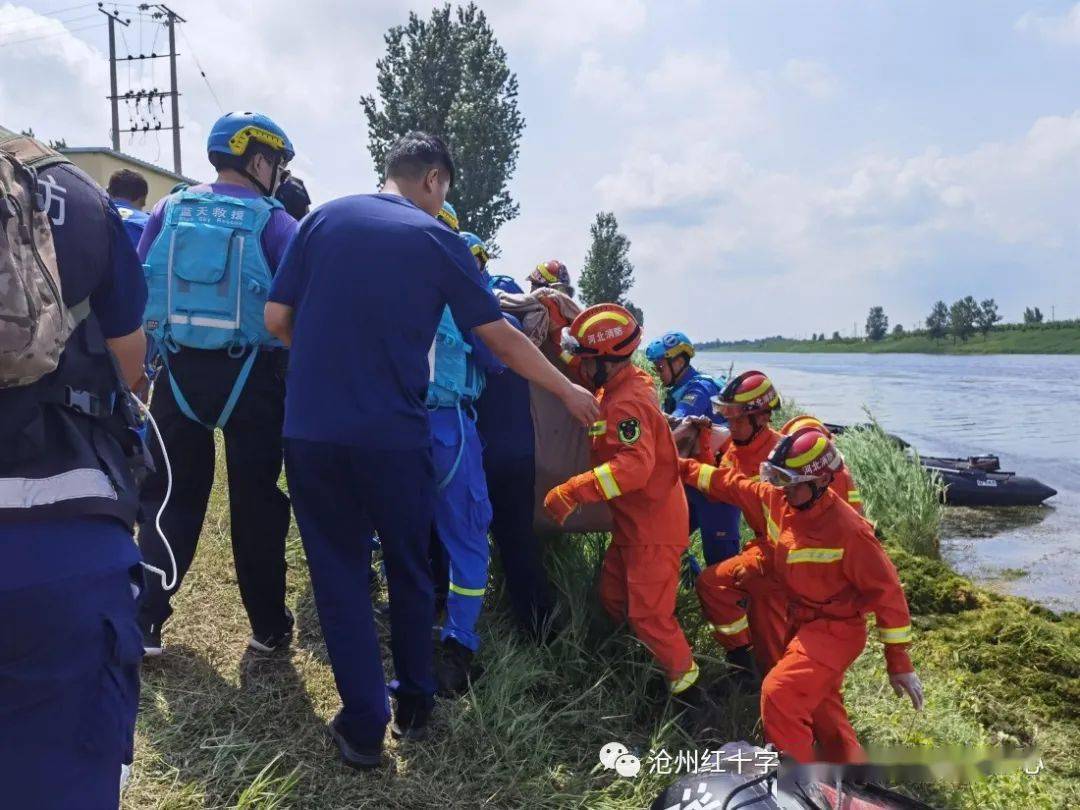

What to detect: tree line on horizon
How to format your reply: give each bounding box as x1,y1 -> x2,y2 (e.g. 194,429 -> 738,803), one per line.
698,298 -> 1074,349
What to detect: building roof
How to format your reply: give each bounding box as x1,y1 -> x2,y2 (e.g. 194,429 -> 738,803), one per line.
59,146 -> 196,184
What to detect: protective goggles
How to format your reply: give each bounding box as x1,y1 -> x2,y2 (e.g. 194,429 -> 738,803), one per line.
759,461 -> 823,488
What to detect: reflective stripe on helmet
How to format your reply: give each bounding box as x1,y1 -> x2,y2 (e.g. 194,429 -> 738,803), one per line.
228,126 -> 287,157
577,310 -> 630,338
785,435 -> 830,469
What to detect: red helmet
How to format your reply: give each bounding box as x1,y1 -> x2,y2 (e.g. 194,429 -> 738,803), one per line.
781,414 -> 832,438
761,427 -> 842,488
529,259 -> 571,289
716,370 -> 780,418
561,303 -> 641,360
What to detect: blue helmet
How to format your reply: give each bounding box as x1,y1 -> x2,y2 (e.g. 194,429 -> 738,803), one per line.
488,274 -> 522,294
438,201 -> 460,231
207,112 -> 294,163
645,330 -> 695,362
460,231 -> 490,265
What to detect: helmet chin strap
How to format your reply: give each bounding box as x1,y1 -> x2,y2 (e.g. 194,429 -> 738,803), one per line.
793,482 -> 828,511
241,158 -> 281,197
733,413 -> 769,446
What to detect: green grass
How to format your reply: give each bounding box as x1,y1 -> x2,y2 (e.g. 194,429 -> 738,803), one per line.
125,432 -> 1080,809
700,325 -> 1080,355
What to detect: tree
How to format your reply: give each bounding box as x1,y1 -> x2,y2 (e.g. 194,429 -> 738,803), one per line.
976,298 -> 1002,336
360,3 -> 524,243
831,330 -> 841,341
1023,306 -> 1044,325
578,211 -> 641,320
865,306 -> 888,341
892,323 -> 905,337
926,300 -> 949,340
949,296 -> 979,342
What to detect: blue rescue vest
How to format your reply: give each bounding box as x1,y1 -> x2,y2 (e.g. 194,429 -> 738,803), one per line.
667,369 -> 726,423
426,306 -> 485,410
143,190 -> 283,428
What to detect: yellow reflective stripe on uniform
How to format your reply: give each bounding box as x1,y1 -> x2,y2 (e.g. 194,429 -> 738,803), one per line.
710,615 -> 749,635
785,435 -> 828,469
576,310 -> 630,338
878,625 -> 913,644
670,660 -> 700,694
848,490 -> 863,504
448,582 -> 485,597
588,420 -> 607,437
787,547 -> 845,564
696,464 -> 715,493
559,350 -> 575,365
593,463 -> 622,500
762,505 -> 780,544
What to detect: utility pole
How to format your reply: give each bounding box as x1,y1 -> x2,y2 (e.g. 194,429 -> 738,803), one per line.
157,5 -> 186,175
98,5 -> 131,151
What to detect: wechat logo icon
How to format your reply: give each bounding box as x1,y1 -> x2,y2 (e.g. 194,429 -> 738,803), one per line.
599,741 -> 641,779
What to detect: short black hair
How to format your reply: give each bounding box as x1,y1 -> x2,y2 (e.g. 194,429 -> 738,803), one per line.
275,175 -> 311,220
208,141 -> 283,174
107,168 -> 148,202
384,131 -> 455,187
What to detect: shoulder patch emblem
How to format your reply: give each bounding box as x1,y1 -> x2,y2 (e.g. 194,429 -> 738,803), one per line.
617,418 -> 641,445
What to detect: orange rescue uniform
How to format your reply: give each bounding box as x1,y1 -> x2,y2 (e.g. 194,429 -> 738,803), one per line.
693,425 -> 791,672
548,364 -> 696,689
682,460 -> 914,763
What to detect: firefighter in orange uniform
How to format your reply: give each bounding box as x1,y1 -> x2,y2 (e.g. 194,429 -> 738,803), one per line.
682,427 -> 924,762
543,304 -> 701,701
687,371 -> 789,677
780,416 -> 863,515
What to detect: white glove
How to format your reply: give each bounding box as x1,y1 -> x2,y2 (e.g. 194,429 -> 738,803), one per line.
890,671 -> 925,711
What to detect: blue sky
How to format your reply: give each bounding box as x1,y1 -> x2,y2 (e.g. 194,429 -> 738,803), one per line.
3,0 -> 1078,340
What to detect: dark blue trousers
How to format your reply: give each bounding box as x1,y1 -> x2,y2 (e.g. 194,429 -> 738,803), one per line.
0,567 -> 142,810
687,485 -> 743,565
284,438 -> 437,747
484,454 -> 555,636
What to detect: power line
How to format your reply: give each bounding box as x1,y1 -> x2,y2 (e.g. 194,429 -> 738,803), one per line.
179,24 -> 222,113
0,10 -> 99,35
0,3 -> 94,29
0,20 -> 104,47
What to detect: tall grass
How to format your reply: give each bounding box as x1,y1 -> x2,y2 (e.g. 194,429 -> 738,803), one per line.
835,422 -> 944,558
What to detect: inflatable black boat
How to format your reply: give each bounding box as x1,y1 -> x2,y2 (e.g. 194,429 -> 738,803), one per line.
919,455 -> 1057,507
822,424 -> 1056,508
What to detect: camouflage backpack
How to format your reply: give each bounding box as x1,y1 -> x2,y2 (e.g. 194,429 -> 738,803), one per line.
0,136 -> 75,387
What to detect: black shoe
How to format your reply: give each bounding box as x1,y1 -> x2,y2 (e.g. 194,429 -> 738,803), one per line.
725,646 -> 760,691
327,713 -> 382,770
390,692 -> 432,741
434,637 -> 475,697
142,622 -> 163,658
249,607 -> 295,653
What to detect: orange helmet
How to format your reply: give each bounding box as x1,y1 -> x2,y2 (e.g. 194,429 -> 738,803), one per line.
715,370 -> 780,418
529,259 -> 571,289
781,414 -> 832,438
561,303 -> 641,360
761,427 -> 842,488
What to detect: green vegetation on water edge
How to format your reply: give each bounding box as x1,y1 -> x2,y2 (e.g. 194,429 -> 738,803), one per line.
126,429 -> 1080,809
700,325 -> 1080,355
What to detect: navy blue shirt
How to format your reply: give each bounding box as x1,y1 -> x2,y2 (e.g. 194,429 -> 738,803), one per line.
269,194 -> 502,449
476,313 -> 535,462
0,165 -> 147,590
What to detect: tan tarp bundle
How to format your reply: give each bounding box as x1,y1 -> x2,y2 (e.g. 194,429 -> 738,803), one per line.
490,288 -> 613,533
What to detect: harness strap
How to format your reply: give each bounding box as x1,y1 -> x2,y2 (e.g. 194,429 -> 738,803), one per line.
161,345 -> 260,430
436,401 -> 467,492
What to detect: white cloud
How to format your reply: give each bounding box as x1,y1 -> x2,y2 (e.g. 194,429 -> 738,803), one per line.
781,59 -> 838,99
1016,3 -> 1080,44
490,0 -> 647,54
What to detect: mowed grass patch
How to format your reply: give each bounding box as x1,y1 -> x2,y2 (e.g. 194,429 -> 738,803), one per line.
126,435 -> 1080,808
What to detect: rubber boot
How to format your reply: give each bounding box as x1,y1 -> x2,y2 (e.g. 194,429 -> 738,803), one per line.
435,637 -> 475,697
725,645 -> 760,692
390,692 -> 432,741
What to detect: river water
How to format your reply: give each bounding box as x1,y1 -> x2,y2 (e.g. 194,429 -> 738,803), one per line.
695,352 -> 1080,612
